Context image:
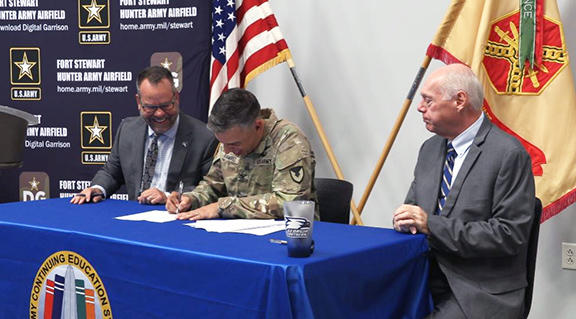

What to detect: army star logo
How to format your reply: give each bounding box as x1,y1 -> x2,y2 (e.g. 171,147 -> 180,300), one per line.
83,0 -> 105,24
289,166 -> 304,184
28,177 -> 40,191
85,116 -> 108,144
161,57 -> 173,70
14,52 -> 37,80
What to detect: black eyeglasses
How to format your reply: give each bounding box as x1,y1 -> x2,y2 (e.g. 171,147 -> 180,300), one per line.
139,95 -> 177,113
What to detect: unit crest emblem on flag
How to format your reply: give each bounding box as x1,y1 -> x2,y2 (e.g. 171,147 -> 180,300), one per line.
482,11 -> 568,95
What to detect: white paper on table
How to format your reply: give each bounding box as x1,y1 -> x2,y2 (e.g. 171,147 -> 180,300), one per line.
184,219 -> 285,236
115,210 -> 177,223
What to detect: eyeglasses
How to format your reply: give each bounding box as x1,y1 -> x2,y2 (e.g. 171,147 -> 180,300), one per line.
139,95 -> 177,113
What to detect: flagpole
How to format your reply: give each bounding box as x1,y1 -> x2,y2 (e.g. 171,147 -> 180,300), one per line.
355,57 -> 432,217
354,0 -> 465,222
285,54 -> 364,226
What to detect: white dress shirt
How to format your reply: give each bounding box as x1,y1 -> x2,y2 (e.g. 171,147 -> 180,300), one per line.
143,115 -> 179,192
449,112 -> 484,186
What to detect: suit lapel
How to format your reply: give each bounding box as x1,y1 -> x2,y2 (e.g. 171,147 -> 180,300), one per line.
417,136 -> 446,215
422,137 -> 447,215
442,117 -> 492,217
166,114 -> 190,192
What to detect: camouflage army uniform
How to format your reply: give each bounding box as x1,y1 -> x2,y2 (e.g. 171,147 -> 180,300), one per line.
182,109 -> 318,219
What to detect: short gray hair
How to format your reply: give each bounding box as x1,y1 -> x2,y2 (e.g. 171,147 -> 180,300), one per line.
437,65 -> 484,110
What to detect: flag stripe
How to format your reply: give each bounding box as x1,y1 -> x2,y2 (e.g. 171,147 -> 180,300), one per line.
244,45 -> 289,84
241,24 -> 287,59
210,0 -> 289,107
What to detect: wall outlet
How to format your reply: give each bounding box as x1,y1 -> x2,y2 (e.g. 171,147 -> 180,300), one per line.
562,242 -> 576,270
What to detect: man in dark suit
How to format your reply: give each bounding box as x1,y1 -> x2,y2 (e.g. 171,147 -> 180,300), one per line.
71,66 -> 218,205
393,64 -> 535,318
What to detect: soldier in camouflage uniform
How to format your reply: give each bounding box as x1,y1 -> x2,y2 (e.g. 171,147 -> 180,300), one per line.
166,88 -> 318,220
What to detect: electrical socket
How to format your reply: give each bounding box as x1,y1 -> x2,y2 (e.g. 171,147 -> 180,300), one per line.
562,242 -> 576,270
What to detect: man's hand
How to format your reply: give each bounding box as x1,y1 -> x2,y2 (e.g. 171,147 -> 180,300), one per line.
166,192 -> 192,213
137,187 -> 167,205
393,204 -> 430,235
176,202 -> 220,220
70,187 -> 104,205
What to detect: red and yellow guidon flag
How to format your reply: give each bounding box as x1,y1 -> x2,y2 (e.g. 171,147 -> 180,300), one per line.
427,0 -> 576,222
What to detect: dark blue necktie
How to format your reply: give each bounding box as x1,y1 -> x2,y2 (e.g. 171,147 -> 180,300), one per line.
141,134 -> 160,192
437,143 -> 457,215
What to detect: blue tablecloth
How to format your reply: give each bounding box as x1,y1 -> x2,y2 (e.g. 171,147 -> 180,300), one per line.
0,198 -> 432,318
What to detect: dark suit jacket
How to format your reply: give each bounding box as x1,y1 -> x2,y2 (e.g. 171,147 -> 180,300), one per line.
405,117 -> 535,319
91,113 -> 218,200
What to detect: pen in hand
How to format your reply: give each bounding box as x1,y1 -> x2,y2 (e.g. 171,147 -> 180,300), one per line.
175,181 -> 184,214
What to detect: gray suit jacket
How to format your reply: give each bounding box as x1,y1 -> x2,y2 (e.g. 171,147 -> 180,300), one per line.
91,113 -> 218,200
405,117 -> 535,319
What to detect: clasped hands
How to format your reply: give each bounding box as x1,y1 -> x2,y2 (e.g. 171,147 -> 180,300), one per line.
165,192 -> 219,220
393,204 -> 430,235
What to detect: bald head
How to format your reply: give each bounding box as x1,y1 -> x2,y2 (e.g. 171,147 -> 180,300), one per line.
417,64 -> 484,139
428,64 -> 484,111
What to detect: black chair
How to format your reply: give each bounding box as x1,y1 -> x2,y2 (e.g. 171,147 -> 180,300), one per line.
314,178 -> 353,224
523,197 -> 542,319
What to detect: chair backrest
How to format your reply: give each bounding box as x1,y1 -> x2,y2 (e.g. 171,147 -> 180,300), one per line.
523,197 -> 542,319
314,178 -> 353,224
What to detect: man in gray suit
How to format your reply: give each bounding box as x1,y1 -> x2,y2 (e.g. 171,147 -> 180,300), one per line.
393,64 -> 535,318
71,66 -> 218,205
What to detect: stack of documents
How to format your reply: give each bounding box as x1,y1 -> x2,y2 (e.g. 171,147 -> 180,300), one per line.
186,219 -> 285,236
115,210 -> 177,223
115,211 -> 285,236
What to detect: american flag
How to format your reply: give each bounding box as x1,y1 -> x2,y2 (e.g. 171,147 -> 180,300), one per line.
210,0 -> 291,107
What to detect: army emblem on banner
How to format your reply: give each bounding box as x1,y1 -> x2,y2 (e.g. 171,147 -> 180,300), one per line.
19,171 -> 50,202
78,0 -> 111,44
80,111 -> 112,165
10,47 -> 42,100
482,11 -> 568,95
151,52 -> 184,92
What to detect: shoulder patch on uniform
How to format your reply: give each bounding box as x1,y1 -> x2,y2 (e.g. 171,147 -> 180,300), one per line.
289,166 -> 304,183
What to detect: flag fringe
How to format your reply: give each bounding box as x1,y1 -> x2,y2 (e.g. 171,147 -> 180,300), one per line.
426,44 -> 463,66
244,49 -> 292,86
541,188 -> 576,223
